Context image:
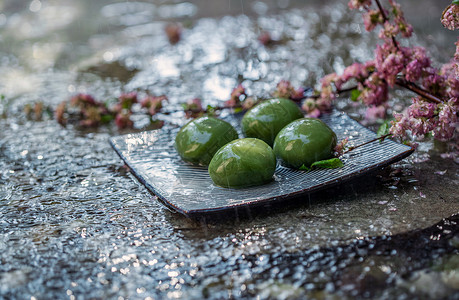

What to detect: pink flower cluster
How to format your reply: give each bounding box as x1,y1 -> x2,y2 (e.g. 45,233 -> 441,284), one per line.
334,137 -> 349,157
56,92 -> 167,129
390,97 -> 458,141
65,93 -> 110,127
386,0 -> 413,38
348,0 -> 372,10
441,4 -> 459,30
359,73 -> 388,106
224,84 -> 246,108
350,0 -> 412,40
182,98 -> 204,118
308,0 -> 458,143
434,98 -> 458,141
301,98 -> 321,118
224,84 -> 260,110
141,95 -> 167,116
364,9 -> 384,31
272,80 -> 305,101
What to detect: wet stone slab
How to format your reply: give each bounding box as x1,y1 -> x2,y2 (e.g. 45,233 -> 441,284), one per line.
0,0 -> 458,299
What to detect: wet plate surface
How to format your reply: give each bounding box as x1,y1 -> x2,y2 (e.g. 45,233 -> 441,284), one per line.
110,110 -> 414,217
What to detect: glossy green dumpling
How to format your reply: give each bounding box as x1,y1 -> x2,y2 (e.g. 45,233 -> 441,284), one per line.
241,98 -> 303,146
208,138 -> 276,188
273,118 -> 337,169
175,116 -> 238,166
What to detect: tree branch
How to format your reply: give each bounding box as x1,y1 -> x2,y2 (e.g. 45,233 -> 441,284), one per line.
342,133 -> 392,155
374,0 -> 399,50
395,78 -> 444,104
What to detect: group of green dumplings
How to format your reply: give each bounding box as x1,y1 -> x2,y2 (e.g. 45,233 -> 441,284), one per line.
175,98 -> 337,188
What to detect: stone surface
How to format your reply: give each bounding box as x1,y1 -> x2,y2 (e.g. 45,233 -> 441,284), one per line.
0,0 -> 457,299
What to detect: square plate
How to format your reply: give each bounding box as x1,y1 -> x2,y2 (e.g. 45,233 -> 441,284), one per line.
110,111 -> 414,218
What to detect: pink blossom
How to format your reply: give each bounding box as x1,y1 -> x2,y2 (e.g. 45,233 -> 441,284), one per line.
321,73 -> 339,87
70,93 -> 97,108
422,69 -> 446,97
340,62 -> 368,83
307,108 -> 321,118
319,85 -> 335,103
440,61 -> 459,98
405,61 -> 422,82
301,98 -> 321,117
434,98 -> 458,141
291,87 -> 306,100
113,92 -> 138,113
378,21 -> 399,41
242,97 -> 258,110
273,80 -> 291,99
364,105 -> 386,122
319,74 -> 339,103
115,112 -> 133,129
231,84 -> 246,100
225,84 -> 246,107
390,96 -> 457,141
406,99 -> 437,139
389,0 -> 413,37
364,60 -> 376,70
141,95 -> 167,116
397,19 -> 413,38
273,80 -> 304,100
348,0 -> 372,10
404,47 -> 430,82
390,109 -> 434,140
183,98 -> 204,118
223,98 -> 237,108
363,9 -> 384,32
359,74 -> 388,105
258,31 -> 273,46
390,111 -> 411,139
334,137 -> 349,157
375,45 -> 408,86
119,92 -> 137,106
80,106 -> 102,127
184,98 -> 203,112
165,23 -> 182,44
408,97 -> 436,119
316,96 -> 333,112
388,0 -> 401,15
441,4 -> 459,30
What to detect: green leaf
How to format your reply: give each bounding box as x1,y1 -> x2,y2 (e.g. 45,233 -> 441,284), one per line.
299,164 -> 310,171
311,158 -> 344,169
453,0 -> 459,5
100,114 -> 114,123
350,89 -> 361,102
233,107 -> 243,114
206,104 -> 216,117
377,120 -> 390,137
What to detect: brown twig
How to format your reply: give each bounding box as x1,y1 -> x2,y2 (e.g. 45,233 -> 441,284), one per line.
342,133 -> 392,154
395,78 -> 444,104
308,86 -> 358,99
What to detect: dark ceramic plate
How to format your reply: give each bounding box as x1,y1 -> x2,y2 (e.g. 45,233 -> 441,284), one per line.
110,111 -> 414,218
